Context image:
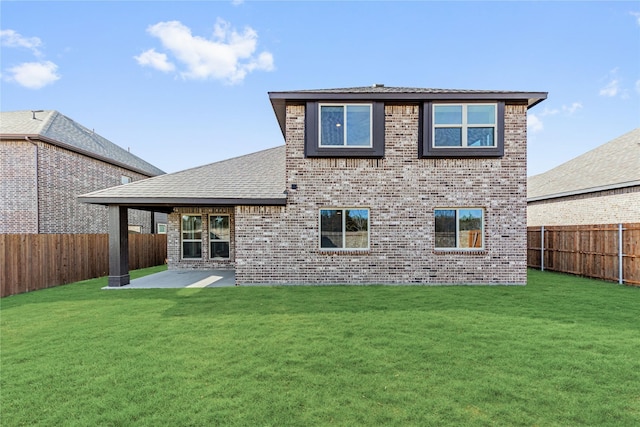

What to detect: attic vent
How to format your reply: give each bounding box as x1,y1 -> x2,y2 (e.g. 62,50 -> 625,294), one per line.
31,110 -> 44,120
372,83 -> 384,88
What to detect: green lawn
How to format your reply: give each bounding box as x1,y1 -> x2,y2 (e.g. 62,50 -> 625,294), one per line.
2,268 -> 639,426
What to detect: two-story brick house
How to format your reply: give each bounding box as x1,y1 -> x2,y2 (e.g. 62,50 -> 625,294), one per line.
0,110 -> 166,234
80,86 -> 546,286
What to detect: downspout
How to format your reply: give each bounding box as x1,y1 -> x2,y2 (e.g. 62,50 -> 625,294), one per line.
25,136 -> 39,233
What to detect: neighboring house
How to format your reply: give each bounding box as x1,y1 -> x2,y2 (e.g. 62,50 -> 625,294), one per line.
0,110 -> 167,234
528,128 -> 640,226
80,85 -> 546,286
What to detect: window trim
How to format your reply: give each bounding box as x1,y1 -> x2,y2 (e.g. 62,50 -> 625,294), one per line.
421,102 -> 504,158
434,207 -> 485,251
208,214 -> 230,260
181,214 -> 202,259
305,101 -> 385,158
318,207 -> 370,251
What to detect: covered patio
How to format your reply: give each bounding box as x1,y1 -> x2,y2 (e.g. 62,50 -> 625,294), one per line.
77,146 -> 286,288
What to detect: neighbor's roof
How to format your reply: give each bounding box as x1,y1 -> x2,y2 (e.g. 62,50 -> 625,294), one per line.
0,110 -> 164,176
268,85 -> 548,137
79,145 -> 286,210
528,128 -> 640,201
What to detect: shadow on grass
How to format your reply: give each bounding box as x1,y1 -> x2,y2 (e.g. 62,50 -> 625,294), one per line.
3,268 -> 639,331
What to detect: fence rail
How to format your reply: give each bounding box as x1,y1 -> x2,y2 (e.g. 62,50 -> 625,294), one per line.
1,234 -> 167,297
527,223 -> 640,286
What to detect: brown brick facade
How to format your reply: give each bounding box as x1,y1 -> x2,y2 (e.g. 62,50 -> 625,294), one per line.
167,207 -> 235,270
1,139 -> 153,234
230,103 -> 529,284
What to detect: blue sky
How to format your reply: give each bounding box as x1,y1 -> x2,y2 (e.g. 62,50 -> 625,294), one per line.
2,1 -> 639,176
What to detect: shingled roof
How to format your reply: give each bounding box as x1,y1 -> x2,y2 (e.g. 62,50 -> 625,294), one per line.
528,128 -> 640,201
78,145 -> 286,209
0,110 -> 164,176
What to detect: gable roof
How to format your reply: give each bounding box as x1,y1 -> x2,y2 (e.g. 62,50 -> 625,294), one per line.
268,85 -> 548,137
0,110 -> 164,176
528,128 -> 640,201
78,145 -> 286,210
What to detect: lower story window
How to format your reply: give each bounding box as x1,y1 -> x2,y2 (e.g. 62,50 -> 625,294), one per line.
181,214 -> 202,259
209,215 -> 230,259
320,208 -> 369,250
434,208 -> 484,250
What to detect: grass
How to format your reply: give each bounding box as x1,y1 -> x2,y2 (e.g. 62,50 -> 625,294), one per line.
1,267 -> 639,426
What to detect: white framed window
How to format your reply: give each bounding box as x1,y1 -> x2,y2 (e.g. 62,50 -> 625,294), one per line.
209,215 -> 230,259
157,223 -> 167,234
319,104 -> 372,148
433,104 -> 497,148
121,175 -> 132,184
319,208 -> 370,250
434,208 -> 484,250
181,215 -> 202,259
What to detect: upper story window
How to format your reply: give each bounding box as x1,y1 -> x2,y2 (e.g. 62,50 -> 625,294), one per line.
121,175 -> 132,184
305,101 -> 385,158
421,102 -> 505,158
319,104 -> 372,147
433,104 -> 496,148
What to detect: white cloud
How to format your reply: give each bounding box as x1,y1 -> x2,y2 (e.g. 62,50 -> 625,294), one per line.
599,79 -> 620,97
598,68 -> 631,98
7,61 -> 60,89
134,49 -> 175,72
527,114 -> 543,133
563,102 -> 583,115
539,102 -> 582,117
636,79 -> 640,95
0,29 -> 42,56
231,0 -> 245,5
630,11 -> 640,26
1,29 -> 60,89
540,107 -> 559,117
140,19 -> 274,84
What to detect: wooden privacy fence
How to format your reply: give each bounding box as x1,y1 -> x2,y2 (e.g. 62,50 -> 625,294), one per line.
527,224 -> 640,286
1,233 -> 167,297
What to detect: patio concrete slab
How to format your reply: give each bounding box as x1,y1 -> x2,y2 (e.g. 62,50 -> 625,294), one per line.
102,269 -> 236,289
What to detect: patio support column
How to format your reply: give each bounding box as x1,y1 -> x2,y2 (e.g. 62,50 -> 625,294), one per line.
108,205 -> 130,287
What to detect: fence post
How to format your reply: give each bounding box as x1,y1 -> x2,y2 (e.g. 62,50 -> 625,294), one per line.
541,225 -> 545,272
618,223 -> 623,285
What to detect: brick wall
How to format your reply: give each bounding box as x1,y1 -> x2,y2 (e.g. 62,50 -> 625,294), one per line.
527,186 -> 640,226
0,140 -> 38,233
234,103 -> 529,285
167,207 -> 235,270
1,138 -> 154,234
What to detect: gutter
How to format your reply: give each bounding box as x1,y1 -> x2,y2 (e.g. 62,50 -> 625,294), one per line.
527,180 -> 640,202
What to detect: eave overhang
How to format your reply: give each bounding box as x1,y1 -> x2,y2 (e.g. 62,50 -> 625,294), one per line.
78,196 -> 288,211
0,133 -> 163,177
527,180 -> 640,202
269,90 -> 548,138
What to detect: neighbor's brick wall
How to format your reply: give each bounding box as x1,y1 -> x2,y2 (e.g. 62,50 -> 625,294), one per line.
527,186 -> 640,226
1,138 -> 153,234
167,207 -> 235,270
234,103 -> 529,285
0,140 -> 38,233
